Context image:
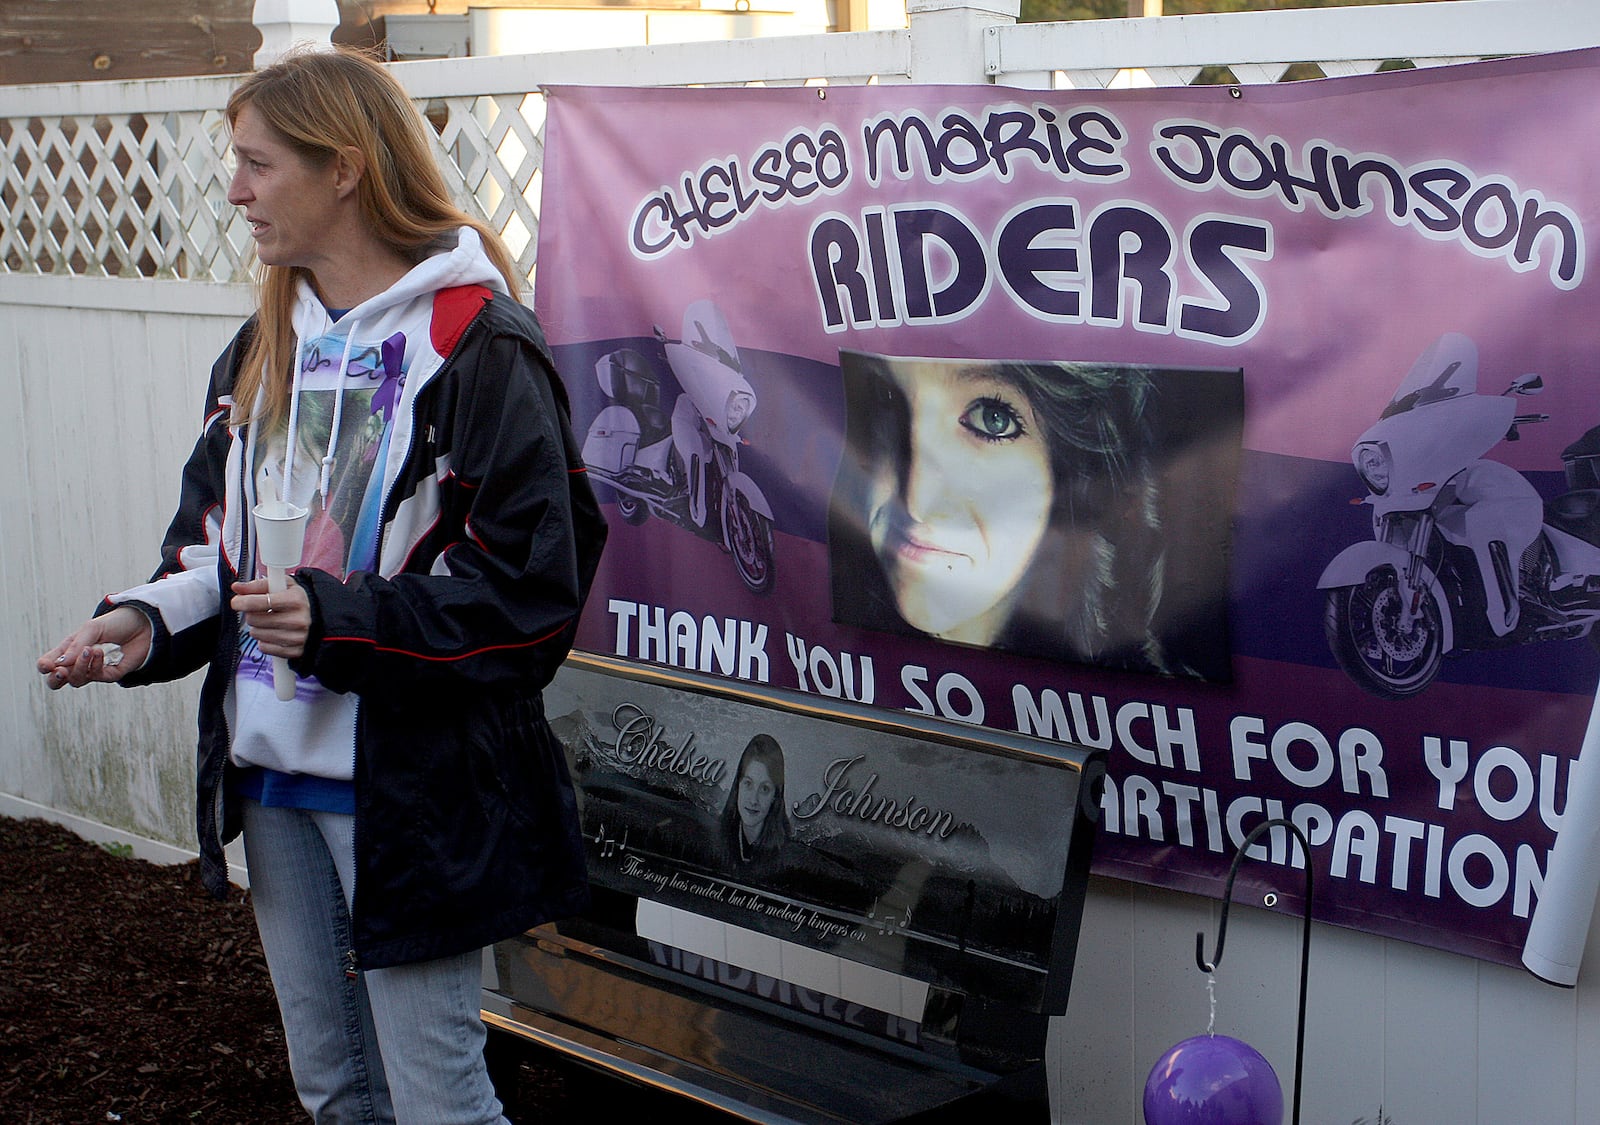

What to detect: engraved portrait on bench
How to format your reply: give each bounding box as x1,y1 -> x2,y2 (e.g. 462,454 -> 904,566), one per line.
720,733 -> 797,868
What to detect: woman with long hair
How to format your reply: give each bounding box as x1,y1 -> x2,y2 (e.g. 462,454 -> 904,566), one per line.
38,48 -> 606,1123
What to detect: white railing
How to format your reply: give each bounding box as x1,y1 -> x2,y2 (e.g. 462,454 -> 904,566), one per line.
989,0 -> 1600,87
4,0 -> 1592,290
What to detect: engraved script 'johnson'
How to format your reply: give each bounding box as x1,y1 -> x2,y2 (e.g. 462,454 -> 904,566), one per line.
792,755 -> 958,839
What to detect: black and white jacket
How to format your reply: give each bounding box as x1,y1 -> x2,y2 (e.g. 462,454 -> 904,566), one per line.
104,236 -> 607,968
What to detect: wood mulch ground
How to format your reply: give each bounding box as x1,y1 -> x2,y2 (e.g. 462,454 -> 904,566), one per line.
0,815 -> 707,1124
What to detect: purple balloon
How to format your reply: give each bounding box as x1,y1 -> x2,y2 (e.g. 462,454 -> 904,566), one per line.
1143,1034 -> 1284,1125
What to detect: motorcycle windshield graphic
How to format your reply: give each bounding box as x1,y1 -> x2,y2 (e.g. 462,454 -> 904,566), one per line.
1359,334 -> 1519,514
1381,331 -> 1478,418
667,301 -> 753,447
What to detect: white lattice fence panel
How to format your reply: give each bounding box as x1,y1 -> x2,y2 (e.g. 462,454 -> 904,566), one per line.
0,101 -> 539,283
0,99 -> 552,285
0,110 -> 249,281
159,109 -> 254,281
429,92 -> 547,283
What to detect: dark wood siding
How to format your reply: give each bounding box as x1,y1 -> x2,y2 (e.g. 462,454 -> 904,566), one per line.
0,1 -> 260,85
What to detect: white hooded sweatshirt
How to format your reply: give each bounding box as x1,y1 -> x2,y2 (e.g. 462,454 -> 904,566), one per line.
227,228 -> 508,785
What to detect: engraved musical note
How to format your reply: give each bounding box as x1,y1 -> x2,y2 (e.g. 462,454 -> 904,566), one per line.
591,822 -> 631,859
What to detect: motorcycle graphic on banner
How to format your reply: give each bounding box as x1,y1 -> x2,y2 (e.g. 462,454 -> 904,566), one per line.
1320,333 -> 1600,698
581,299 -> 777,594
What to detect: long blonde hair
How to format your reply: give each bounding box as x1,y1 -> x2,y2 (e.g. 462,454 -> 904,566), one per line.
226,48 -> 520,426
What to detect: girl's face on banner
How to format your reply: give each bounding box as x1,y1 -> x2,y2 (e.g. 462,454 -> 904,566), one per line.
865,362 -> 1055,644
737,760 -> 777,836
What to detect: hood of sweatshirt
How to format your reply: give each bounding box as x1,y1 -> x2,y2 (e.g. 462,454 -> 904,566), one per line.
291,225 -> 508,346
263,226 -> 508,514
291,227 -> 502,368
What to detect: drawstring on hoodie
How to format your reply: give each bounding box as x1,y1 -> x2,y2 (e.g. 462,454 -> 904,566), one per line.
282,310 -> 359,514
281,334 -> 306,507
318,322 -> 359,510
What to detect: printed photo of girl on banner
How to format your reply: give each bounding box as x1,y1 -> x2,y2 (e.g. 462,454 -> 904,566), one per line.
827,351 -> 1246,682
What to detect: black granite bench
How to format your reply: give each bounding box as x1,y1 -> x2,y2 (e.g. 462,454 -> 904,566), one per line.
481,652 -> 1105,1124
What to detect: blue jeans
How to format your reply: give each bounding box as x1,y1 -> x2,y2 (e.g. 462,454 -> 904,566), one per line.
242,801 -> 509,1125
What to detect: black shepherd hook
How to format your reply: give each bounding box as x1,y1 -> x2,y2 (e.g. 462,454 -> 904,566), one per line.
1194,817 -> 1312,1125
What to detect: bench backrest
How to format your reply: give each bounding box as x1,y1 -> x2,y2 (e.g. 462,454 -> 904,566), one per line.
544,654 -> 1106,1016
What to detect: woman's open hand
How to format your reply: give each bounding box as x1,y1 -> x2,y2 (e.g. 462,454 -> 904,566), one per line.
37,606 -> 153,690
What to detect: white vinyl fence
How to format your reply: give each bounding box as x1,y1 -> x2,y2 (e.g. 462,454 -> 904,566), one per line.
6,2 -> 1600,1121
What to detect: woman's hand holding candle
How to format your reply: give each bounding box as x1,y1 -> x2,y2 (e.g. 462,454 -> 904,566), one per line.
232,577 -> 312,698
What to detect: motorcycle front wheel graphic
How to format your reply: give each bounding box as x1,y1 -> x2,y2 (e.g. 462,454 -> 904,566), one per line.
1324,568 -> 1444,699
723,487 -> 776,595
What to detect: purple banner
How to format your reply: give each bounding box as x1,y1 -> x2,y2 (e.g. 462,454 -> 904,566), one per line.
536,50 -> 1600,967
